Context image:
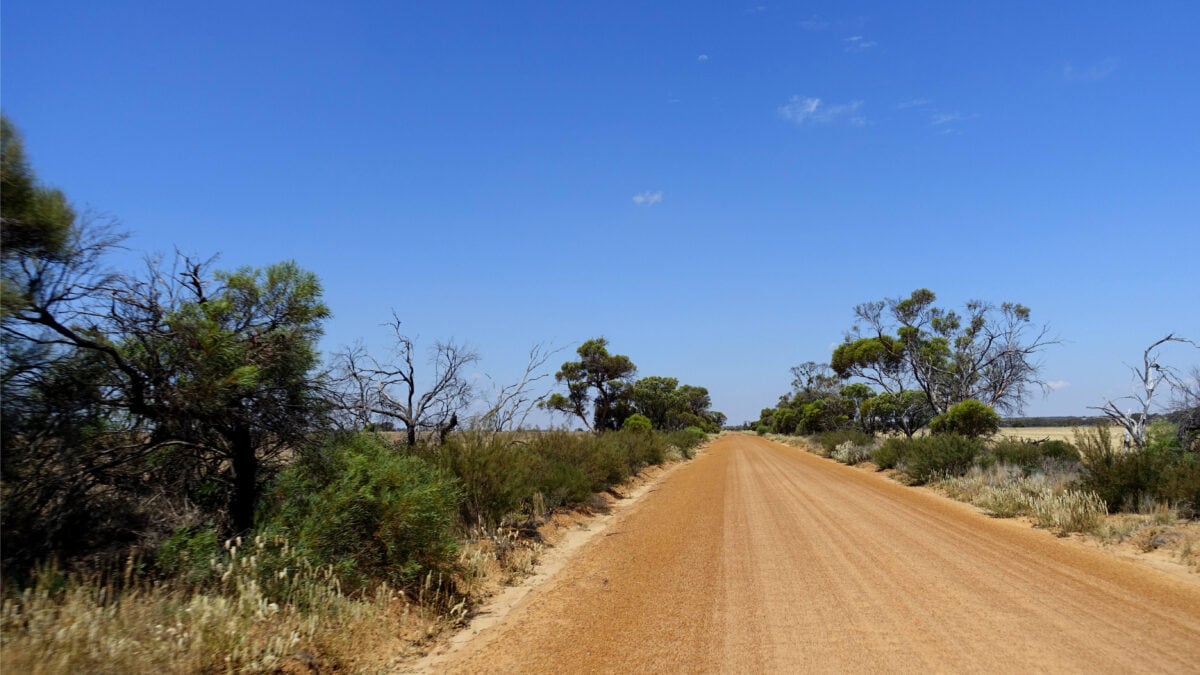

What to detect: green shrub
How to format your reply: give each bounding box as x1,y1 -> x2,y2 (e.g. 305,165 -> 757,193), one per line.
666,426 -> 707,458
901,434 -> 983,484
1075,422 -> 1200,513
622,413 -> 653,433
154,526 -> 220,584
989,439 -> 1080,470
419,433 -> 538,527
265,433 -> 462,592
929,399 -> 1000,438
872,437 -> 908,470
814,429 -> 874,453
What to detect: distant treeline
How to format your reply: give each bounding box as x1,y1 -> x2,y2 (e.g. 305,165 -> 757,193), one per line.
1001,416 -> 1104,427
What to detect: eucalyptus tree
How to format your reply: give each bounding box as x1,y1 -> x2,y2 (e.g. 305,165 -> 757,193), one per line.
542,338 -> 636,432
835,289 -> 1056,416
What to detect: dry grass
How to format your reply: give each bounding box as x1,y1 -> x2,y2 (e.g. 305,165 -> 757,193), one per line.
0,526 -> 553,674
996,426 -> 1120,444
0,542 -> 457,674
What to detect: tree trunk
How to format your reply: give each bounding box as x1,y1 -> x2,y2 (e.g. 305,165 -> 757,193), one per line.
406,423 -> 417,446
229,424 -> 258,534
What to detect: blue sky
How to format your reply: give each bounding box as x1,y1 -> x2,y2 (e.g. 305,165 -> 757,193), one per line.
4,1 -> 1198,425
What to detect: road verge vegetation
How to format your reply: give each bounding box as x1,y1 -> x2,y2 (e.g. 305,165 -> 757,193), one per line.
775,420 -> 1200,571
1,429 -> 710,673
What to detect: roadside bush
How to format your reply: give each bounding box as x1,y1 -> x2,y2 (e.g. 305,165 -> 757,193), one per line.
872,437 -> 908,470
622,413 -> 653,433
900,434 -> 983,484
1076,423 -> 1200,513
154,526 -> 220,584
419,433 -> 537,527
266,433 -> 462,592
929,399 -> 1000,438
666,426 -> 707,458
989,439 -> 1080,470
814,429 -> 874,454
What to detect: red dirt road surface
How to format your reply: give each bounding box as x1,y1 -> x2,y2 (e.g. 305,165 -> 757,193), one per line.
431,434 -> 1200,673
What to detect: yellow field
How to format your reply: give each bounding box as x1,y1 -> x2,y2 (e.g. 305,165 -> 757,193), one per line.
995,426 -> 1120,444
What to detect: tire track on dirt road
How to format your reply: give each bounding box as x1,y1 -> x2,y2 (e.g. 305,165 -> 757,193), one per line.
430,433 -> 1200,673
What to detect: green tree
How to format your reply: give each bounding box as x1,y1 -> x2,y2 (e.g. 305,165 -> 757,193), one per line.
1,115 -> 74,314
4,240 -> 331,534
842,289 -> 1057,415
630,376 -> 725,431
861,390 -> 935,437
542,338 -> 636,431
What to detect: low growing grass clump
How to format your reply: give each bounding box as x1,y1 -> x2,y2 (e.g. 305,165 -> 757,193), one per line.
831,440 -> 873,466
1029,489 -> 1108,534
1,541 -> 455,674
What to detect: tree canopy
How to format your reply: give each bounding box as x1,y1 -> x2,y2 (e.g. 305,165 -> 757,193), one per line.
542,338 -> 636,431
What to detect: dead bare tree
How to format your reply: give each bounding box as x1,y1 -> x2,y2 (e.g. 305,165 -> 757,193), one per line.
335,315 -> 480,445
1089,334 -> 1197,451
470,342 -> 560,434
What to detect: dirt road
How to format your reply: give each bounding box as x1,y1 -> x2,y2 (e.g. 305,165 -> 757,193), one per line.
432,434 -> 1200,673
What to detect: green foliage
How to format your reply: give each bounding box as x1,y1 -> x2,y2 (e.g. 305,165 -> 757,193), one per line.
861,390 -> 935,437
622,413 -> 653,432
1,115 -> 75,317
872,437 -> 908,470
265,433 -> 462,592
840,289 -> 1053,415
666,426 -> 708,458
628,376 -> 724,432
542,338 -> 637,431
929,399 -> 1000,438
155,527 -> 221,584
988,439 -> 1079,470
1076,423 -> 1200,513
814,429 -> 874,453
881,434 -> 983,483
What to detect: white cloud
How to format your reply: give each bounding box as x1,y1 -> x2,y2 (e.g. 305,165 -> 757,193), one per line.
1046,380 -> 1070,391
930,111 -> 966,126
897,97 -> 930,109
697,54 -> 709,62
632,190 -> 664,206
843,35 -> 877,52
799,14 -> 830,31
778,96 -> 866,126
1062,57 -> 1119,81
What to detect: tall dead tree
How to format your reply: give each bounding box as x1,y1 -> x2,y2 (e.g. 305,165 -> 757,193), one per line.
336,315 -> 479,445
1089,334 -> 1196,451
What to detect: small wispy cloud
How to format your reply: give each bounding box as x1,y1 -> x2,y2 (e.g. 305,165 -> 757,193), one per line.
1062,57 -> 1119,82
632,190 -> 664,206
896,97 -> 930,109
1046,380 -> 1070,391
930,111 -> 969,126
799,14 -> 830,31
697,54 -> 709,62
778,96 -> 866,126
843,35 -> 877,52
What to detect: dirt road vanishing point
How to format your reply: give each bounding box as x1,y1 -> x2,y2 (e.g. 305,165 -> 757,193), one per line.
428,434 -> 1200,673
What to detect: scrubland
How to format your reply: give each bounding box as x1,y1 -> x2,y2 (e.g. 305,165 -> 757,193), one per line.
0,429 -> 709,673
781,422 -> 1200,572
